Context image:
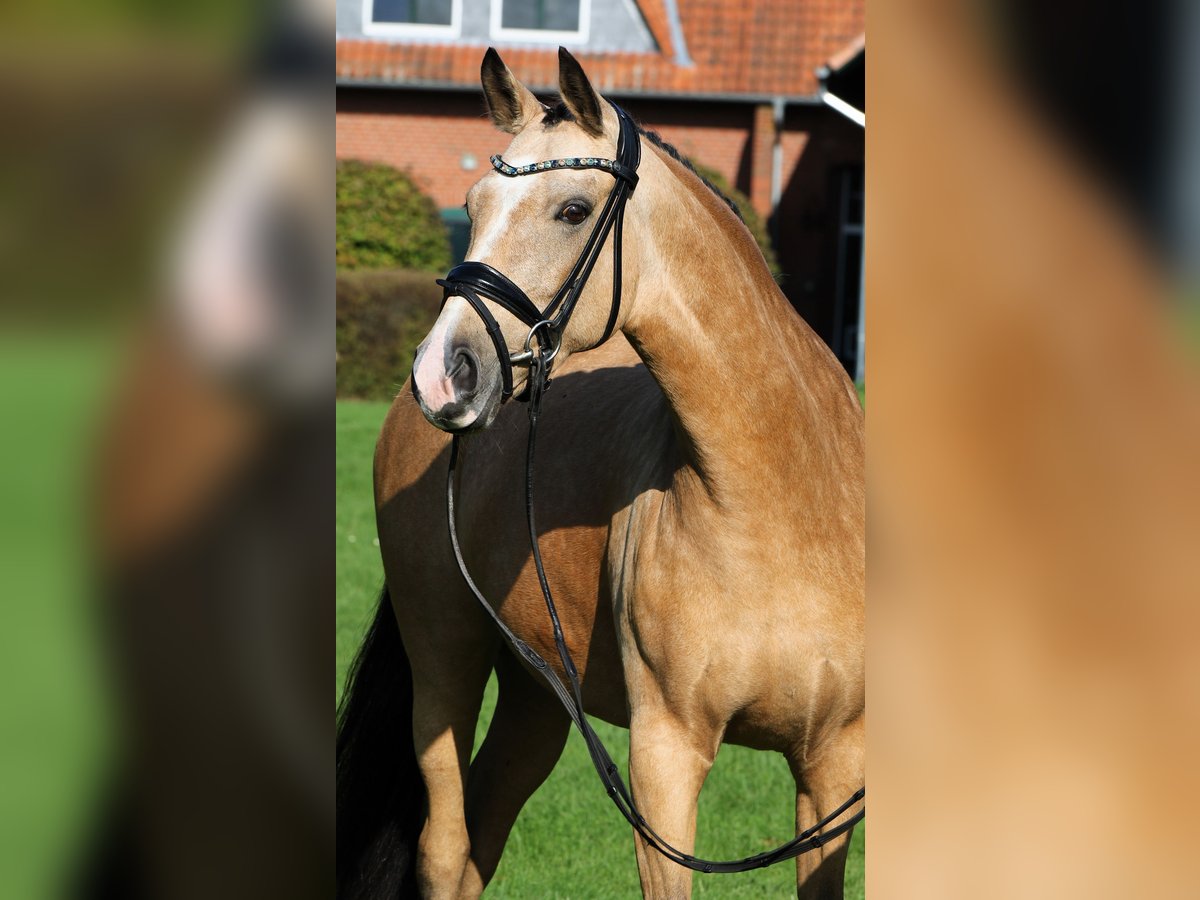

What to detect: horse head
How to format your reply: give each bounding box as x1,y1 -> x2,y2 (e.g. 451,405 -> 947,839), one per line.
411,48 -> 639,432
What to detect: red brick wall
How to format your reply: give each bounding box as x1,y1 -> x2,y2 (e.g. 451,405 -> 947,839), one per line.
336,90 -> 762,207
336,87 -> 863,354
337,90 -> 504,208
614,98 -> 754,194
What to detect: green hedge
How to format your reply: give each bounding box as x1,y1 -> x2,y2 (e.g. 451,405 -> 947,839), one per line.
336,269 -> 444,400
336,160 -> 451,272
692,163 -> 780,276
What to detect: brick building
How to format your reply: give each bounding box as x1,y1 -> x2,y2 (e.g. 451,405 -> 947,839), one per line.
336,0 -> 865,375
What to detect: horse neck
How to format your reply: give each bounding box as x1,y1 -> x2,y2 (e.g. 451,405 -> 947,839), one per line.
622,146 -> 862,516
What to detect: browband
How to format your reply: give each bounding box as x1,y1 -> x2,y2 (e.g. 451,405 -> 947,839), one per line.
489,154 -> 639,187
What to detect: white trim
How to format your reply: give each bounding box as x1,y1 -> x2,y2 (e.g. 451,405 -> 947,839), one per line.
490,0 -> 590,45
660,0 -> 692,65
362,0 -> 462,39
819,88 -> 865,128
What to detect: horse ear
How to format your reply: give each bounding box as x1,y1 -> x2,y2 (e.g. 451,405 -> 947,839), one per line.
481,48 -> 542,134
557,47 -> 604,137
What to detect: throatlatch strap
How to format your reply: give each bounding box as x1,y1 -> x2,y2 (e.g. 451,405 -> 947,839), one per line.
446,358 -> 865,874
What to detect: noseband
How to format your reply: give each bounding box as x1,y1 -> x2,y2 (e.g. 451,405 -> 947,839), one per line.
436,101 -> 641,400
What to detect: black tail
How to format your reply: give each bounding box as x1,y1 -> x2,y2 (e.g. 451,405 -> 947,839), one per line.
336,588 -> 425,899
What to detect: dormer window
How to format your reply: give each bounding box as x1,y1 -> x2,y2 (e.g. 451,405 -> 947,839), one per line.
364,0 -> 461,36
492,0 -> 589,44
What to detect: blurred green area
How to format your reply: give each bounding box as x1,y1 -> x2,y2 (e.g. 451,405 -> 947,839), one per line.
336,400 -> 864,898
0,3 -> 330,897
0,0 -> 257,42
0,10 -> 284,886
0,330 -> 119,899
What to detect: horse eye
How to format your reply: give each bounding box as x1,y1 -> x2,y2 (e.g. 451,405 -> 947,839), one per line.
558,202 -> 591,225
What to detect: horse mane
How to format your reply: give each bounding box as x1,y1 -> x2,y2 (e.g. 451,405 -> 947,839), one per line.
541,101 -> 745,223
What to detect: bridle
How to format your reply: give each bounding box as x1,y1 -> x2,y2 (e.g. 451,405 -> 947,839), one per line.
435,101 -> 865,874
436,101 -> 641,400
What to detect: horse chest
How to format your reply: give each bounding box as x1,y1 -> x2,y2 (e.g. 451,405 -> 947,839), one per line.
604,491 -> 854,743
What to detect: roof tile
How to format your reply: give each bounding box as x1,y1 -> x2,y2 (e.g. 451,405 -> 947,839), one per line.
338,0 -> 863,98
635,0 -> 675,59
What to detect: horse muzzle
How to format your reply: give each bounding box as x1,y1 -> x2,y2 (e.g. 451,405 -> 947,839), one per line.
411,339 -> 502,433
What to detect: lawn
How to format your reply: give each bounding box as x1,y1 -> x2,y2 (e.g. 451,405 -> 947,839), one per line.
337,399 -> 865,898
0,333 -> 116,900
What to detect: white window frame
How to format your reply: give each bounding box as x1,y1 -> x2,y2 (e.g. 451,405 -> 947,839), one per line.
490,0 -> 590,45
362,0 -> 462,39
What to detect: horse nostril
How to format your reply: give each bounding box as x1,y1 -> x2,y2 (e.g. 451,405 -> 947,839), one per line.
448,347 -> 479,398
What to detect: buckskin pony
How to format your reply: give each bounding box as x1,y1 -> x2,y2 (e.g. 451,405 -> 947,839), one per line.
337,48 -> 865,900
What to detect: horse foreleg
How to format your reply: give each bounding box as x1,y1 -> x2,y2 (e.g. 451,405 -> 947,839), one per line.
460,650 -> 571,894
406,623 -> 496,899
791,714 -> 865,900
627,703 -> 718,899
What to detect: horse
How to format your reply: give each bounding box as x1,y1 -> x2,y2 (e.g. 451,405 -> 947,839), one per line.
337,48 -> 865,899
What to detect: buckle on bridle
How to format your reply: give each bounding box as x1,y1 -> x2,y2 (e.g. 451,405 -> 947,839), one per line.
509,319 -> 561,369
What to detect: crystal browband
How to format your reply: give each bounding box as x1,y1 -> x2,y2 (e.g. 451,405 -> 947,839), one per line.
490,154 -> 638,186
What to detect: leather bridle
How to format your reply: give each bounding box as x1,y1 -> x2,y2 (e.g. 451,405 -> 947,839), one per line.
436,101 -> 641,401
435,101 -> 865,874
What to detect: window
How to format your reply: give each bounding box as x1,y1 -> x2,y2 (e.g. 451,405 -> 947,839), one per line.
492,0 -> 589,43
364,0 -> 460,36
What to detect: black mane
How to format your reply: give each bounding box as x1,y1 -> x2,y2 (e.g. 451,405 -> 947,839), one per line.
540,101 -> 745,222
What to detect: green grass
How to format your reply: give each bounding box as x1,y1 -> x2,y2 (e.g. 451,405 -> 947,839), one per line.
0,333 -> 117,900
337,400 -> 864,897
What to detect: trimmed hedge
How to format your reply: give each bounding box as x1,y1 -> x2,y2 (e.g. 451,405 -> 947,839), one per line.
336,160 -> 451,272
692,163 -> 780,277
337,269 -> 443,400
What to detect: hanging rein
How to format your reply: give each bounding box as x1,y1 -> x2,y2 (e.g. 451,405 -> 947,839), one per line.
436,101 -> 865,873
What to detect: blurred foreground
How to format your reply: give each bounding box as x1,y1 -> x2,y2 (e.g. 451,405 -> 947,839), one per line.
0,2 -> 331,898
870,0 -> 1200,897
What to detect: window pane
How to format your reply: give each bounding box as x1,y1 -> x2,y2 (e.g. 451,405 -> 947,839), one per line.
544,0 -> 580,30
501,0 -> 581,32
372,0 -> 453,26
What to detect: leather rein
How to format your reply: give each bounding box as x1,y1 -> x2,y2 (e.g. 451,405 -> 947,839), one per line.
436,101 -> 865,873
